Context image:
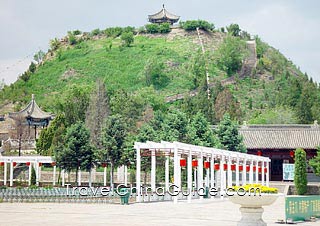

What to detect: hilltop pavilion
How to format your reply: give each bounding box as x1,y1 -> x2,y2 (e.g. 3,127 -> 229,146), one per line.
148,5 -> 180,25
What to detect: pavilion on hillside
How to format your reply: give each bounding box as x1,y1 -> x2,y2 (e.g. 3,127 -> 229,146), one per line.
8,94 -> 53,141
148,4 -> 180,25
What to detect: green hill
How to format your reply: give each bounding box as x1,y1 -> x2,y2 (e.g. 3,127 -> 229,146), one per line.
0,23 -> 319,125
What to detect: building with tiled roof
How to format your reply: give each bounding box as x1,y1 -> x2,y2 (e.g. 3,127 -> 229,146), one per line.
148,5 -> 180,25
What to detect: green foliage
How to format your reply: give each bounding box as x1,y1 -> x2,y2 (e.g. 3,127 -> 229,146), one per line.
91,28 -> 101,36
29,62 -> 37,73
295,83 -> 317,123
180,20 -> 215,31
50,38 -> 60,50
104,27 -> 123,37
145,24 -> 160,34
34,50 -> 45,64
191,51 -> 206,88
214,36 -> 247,76
20,71 -> 30,82
67,32 -> 77,45
72,30 -> 82,35
226,23 -> 241,36
309,148 -> 320,176
121,32 -> 134,47
30,166 -> 36,186
54,122 -> 95,173
216,114 -> 246,152
158,23 -> 171,33
249,107 -> 298,124
144,59 -> 169,89
255,36 -> 268,58
294,148 -> 307,195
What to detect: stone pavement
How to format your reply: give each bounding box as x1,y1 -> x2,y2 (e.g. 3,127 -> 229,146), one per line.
0,197 -> 318,226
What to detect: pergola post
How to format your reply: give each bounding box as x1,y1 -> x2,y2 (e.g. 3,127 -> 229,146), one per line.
242,159 -> 247,185
9,161 -> 13,187
78,168 -> 81,186
151,149 -> 156,192
173,144 -> 179,204
103,166 -> 107,186
88,169 -> 92,187
165,155 -> 169,191
124,165 -> 128,186
227,156 -> 232,187
136,145 -> 141,202
61,169 -> 65,187
266,161 -> 270,187
205,158 -> 209,187
187,150 -> 192,203
53,165 -> 56,186
4,162 -> 7,186
220,155 -> 225,196
210,155 -> 215,189
197,152 -> 203,200
38,163 -> 41,186
249,160 -> 254,184
255,160 -> 259,184
236,157 -> 240,186
261,161 -> 265,186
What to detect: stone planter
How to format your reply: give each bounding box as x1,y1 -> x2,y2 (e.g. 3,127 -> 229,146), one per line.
229,193 -> 280,226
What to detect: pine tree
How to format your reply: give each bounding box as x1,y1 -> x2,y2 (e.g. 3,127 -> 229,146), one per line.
294,148 -> 307,195
309,148 -> 320,176
85,79 -> 110,149
216,113 -> 246,153
30,166 -> 36,186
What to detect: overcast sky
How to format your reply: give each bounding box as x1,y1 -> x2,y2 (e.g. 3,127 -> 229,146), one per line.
0,0 -> 320,84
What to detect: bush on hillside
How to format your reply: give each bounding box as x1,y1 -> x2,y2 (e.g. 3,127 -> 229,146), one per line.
145,24 -> 159,34
180,20 -> 214,31
104,27 -> 123,37
121,32 -> 134,47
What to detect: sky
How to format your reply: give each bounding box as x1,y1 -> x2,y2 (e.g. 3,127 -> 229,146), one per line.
0,0 -> 320,84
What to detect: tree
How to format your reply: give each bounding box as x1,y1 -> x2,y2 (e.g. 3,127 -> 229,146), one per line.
181,20 -> 214,31
54,122 -> 95,183
145,24 -> 159,33
121,32 -> 134,47
29,62 -> 37,73
144,59 -> 169,89
161,109 -> 189,142
30,166 -> 36,186
33,50 -> 45,64
226,23 -> 241,36
98,114 -> 127,188
216,114 -> 246,153
186,112 -> 221,147
296,83 -> 316,123
85,79 -> 110,149
309,148 -> 320,176
50,38 -> 60,51
294,148 -> 307,195
214,88 -> 242,121
158,23 -> 171,33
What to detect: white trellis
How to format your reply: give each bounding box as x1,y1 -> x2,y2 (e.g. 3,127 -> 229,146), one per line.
134,141 -> 271,203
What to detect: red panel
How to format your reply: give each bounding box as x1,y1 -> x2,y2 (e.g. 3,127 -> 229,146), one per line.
180,159 -> 186,167
0,162 -> 4,166
13,162 -> 17,167
239,165 -> 243,171
204,161 -> 210,169
214,164 -> 220,170
51,162 -> 56,167
26,162 -> 31,166
231,164 -> 236,171
101,163 -> 107,168
192,160 -> 198,168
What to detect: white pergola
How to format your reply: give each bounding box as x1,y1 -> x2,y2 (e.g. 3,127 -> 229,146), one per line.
134,141 -> 271,203
0,156 -> 55,187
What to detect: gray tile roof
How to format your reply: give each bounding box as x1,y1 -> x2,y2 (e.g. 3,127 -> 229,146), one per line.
239,124 -> 320,149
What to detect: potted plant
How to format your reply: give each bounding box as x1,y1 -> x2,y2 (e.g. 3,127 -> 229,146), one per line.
228,184 -> 280,226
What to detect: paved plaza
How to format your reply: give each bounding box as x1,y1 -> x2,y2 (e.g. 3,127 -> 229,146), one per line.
0,196 -> 318,226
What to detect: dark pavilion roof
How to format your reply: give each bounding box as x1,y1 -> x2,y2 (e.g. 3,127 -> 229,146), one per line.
148,5 -> 180,24
9,94 -> 53,121
238,122 -> 320,150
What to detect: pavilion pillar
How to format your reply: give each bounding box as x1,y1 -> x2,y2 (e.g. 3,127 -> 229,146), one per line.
151,149 -> 156,192
187,150 -> 192,203
227,156 -> 232,187
78,168 -> 81,186
205,158 -> 210,188
235,157 -> 240,186
28,163 -> 32,186
249,160 -> 254,184
220,156 -> 225,196
210,155 -> 215,189
197,152 -> 203,200
61,169 -> 65,187
38,163 -> 41,186
124,165 -> 128,186
242,159 -> 247,185
261,161 -> 265,186
255,160 -> 259,184
4,161 -> 7,186
9,162 -> 13,187
193,166 -> 197,190
165,155 -> 169,191
53,165 -> 56,186
266,161 -> 270,187
173,145 -> 179,204
136,145 -> 141,202
103,166 -> 107,186
177,154 -> 181,189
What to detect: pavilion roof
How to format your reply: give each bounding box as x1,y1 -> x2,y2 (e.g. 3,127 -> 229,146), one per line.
9,94 -> 53,121
239,123 -> 320,149
148,5 -> 180,21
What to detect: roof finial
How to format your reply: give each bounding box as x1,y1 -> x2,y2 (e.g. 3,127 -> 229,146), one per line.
32,94 -> 35,100
163,4 -> 165,9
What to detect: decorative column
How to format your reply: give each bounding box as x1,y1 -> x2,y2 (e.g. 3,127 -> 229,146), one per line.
210,155 -> 215,189
266,161 -> 270,187
227,156 -> 232,187
236,157 -> 240,186
4,162 -> 7,186
255,160 -> 259,184
261,161 -> 265,186
165,155 -> 169,191
173,145 -> 179,204
53,165 -> 56,186
151,149 -> 156,192
9,161 -> 13,187
136,145 -> 141,202
197,152 -> 203,199
242,159 -> 247,185
249,160 -> 254,184
187,150 -> 192,203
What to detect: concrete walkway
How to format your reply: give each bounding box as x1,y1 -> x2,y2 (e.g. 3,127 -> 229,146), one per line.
0,197 -> 318,226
